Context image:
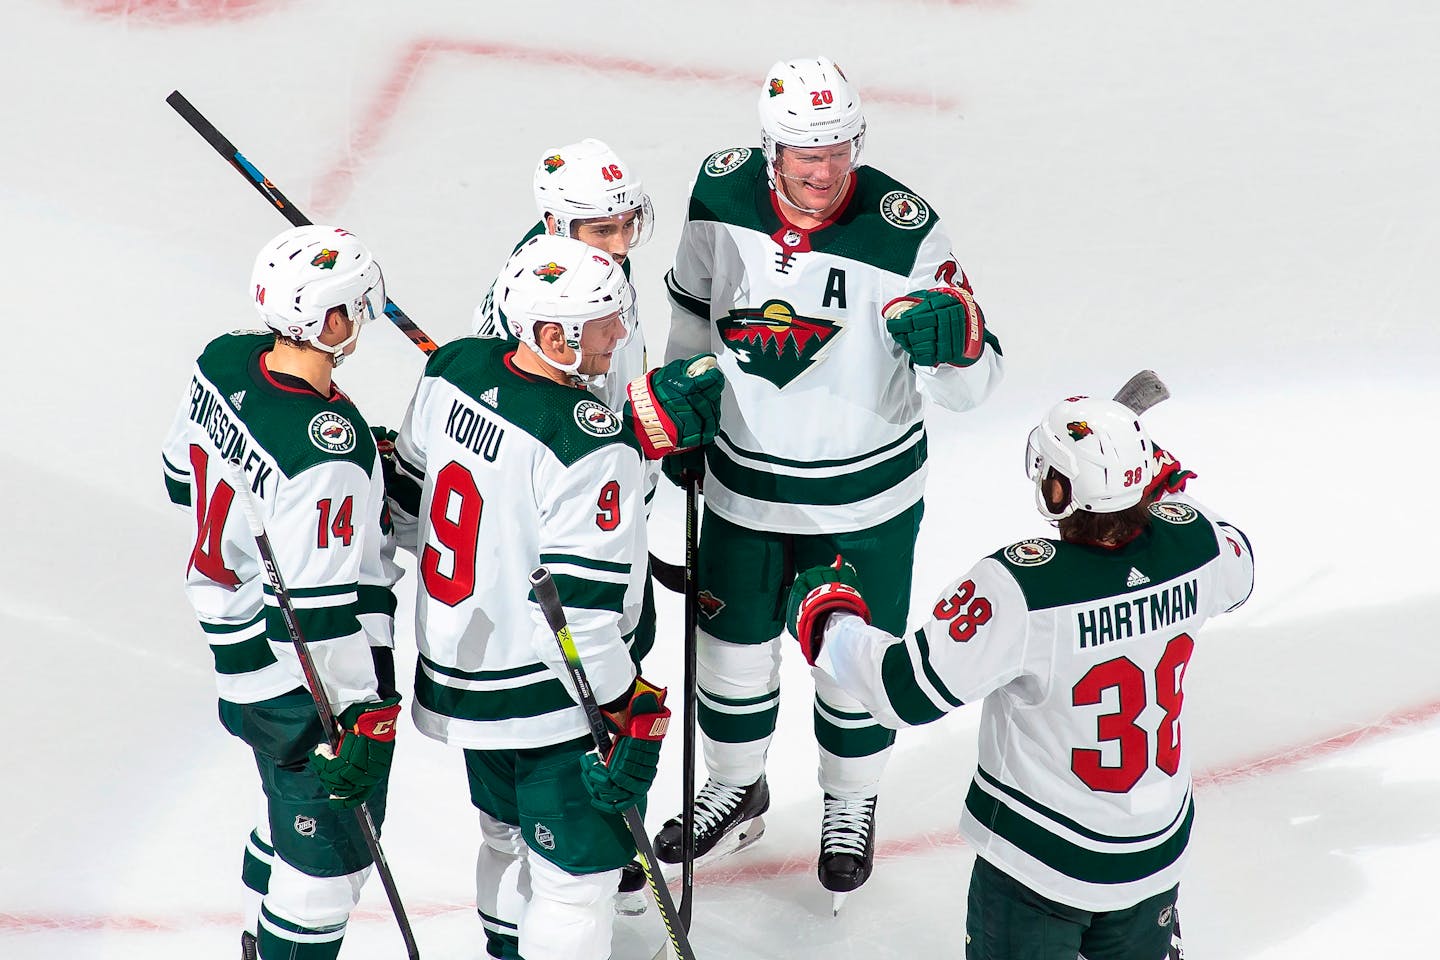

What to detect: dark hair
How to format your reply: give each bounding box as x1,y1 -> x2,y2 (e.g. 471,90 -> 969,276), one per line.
1058,500 -> 1152,549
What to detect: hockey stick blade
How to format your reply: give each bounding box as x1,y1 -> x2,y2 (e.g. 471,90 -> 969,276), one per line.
1112,370 -> 1169,415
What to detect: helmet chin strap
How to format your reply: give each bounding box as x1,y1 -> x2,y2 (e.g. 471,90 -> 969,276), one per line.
772,166 -> 853,218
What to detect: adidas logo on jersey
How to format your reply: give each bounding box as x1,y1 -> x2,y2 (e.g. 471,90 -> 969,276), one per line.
228,390 -> 246,411
480,387 -> 499,408
1126,567 -> 1151,587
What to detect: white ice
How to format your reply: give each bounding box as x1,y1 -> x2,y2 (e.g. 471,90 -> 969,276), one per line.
2,1 -> 1437,957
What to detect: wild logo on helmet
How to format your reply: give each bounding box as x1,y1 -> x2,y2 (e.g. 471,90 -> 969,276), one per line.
534,262 -> 567,283
310,248 -> 338,270
768,78 -> 784,97
543,154 -> 565,173
718,299 -> 842,388
1067,421 -> 1094,441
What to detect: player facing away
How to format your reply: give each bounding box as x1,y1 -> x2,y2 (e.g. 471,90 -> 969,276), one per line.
161,225 -> 403,960
473,137 -> 725,909
786,396 -> 1255,956
657,54 -> 1005,903
387,234 -> 686,960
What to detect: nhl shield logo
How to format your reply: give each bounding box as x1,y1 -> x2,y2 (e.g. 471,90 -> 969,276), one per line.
534,823 -> 556,851
704,147 -> 752,178
718,299 -> 842,389
294,815 -> 317,838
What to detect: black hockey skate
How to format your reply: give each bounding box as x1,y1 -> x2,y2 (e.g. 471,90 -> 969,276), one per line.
240,931 -> 258,960
614,859 -> 648,916
818,793 -> 877,915
654,776 -> 770,865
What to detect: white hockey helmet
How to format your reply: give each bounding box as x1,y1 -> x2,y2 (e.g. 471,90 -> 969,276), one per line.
1025,397 -> 1155,521
495,233 -> 633,377
532,138 -> 654,248
251,225 -> 384,365
758,56 -> 866,188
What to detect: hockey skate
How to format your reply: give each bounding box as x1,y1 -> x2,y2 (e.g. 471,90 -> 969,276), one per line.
818,793 -> 877,915
615,859 -> 648,916
654,776 -> 770,868
240,931 -> 258,960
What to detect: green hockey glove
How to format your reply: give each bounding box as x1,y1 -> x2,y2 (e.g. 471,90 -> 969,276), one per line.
883,286 -> 987,368
580,678 -> 671,813
786,556 -> 871,666
661,447 -> 706,490
626,354 -> 724,459
308,695 -> 401,810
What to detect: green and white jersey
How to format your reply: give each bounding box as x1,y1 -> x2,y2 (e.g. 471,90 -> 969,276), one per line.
390,337 -> 646,750
816,496 -> 1255,910
161,332 -> 400,711
473,221 -> 657,506
665,147 -> 1004,534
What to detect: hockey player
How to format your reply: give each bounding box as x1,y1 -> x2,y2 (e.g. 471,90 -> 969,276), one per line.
389,234 -> 697,960
474,137 -> 724,909
161,225 -> 403,960
786,396 -> 1254,955
656,55 -> 1005,901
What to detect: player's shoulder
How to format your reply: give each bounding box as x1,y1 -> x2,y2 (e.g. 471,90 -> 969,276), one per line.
196,329 -> 271,377
826,166 -> 942,273
984,536 -> 1118,612
686,145 -> 767,228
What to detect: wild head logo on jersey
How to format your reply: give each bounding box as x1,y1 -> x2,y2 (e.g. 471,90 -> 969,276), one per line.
768,78 -> 784,97
534,262 -> 567,283
697,590 -> 725,618
543,154 -> 565,173
310,249 -> 338,270
1067,421 -> 1093,441
718,299 -> 842,388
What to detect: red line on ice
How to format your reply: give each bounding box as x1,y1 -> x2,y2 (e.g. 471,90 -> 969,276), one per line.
5,698 -> 1438,934
309,37 -> 962,215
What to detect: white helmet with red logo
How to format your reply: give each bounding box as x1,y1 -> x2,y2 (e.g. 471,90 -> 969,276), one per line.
532,138 -> 654,247
757,56 -> 866,189
494,233 -> 632,377
250,225 -> 384,365
1025,397 -> 1155,520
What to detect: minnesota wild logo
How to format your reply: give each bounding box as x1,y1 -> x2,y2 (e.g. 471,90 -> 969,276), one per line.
543,154 -> 565,173
697,590 -> 725,618
1067,421 -> 1093,441
534,262 -> 567,283
718,299 -> 842,388
310,248 -> 338,270
768,78 -> 784,97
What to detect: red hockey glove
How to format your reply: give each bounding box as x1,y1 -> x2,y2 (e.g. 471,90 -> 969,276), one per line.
1145,445 -> 1196,501
883,286 -> 987,368
786,556 -> 871,665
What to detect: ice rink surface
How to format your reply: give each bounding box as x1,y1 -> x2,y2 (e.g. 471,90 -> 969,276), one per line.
2,0 -> 1438,957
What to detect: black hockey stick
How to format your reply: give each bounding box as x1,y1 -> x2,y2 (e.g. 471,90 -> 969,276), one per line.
678,477 -> 699,927
226,460 -> 421,960
166,89 -> 705,598
165,90 -> 438,355
530,567 -> 699,960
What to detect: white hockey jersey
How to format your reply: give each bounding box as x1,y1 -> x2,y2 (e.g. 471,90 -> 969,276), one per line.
161,332 -> 400,711
665,147 -> 1004,533
815,496 -> 1255,910
390,337 -> 646,750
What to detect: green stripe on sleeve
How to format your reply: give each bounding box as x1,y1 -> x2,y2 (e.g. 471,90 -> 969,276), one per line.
879,639 -> 948,726
539,553 -> 631,575
527,573 -> 626,614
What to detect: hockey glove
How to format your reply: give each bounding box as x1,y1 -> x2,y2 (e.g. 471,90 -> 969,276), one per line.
626,354 -> 724,459
786,556 -> 872,666
661,447 -> 706,490
1145,445 -> 1196,502
580,677 -> 671,814
308,695 -> 402,810
883,286 -> 987,368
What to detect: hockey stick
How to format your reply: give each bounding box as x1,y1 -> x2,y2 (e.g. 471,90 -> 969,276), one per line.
165,90 -> 707,600
1113,369 -> 1169,415
530,567 -> 700,960
678,477 -> 699,928
165,90 -> 438,355
225,460 -> 421,960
